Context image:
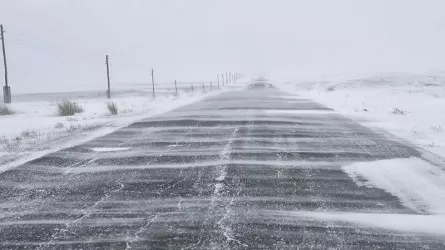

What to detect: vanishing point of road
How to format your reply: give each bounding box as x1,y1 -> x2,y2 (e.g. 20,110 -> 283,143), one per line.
0,82 -> 444,249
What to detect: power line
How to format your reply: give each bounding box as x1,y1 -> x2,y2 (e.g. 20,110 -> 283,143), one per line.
6,37 -> 60,54
7,30 -> 103,57
4,29 -> 103,59
8,35 -> 57,49
5,37 -> 102,60
7,30 -> 63,48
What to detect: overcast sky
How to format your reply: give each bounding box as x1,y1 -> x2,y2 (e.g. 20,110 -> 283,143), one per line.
1,0 -> 445,93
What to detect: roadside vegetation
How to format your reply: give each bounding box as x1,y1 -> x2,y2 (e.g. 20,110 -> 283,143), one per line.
392,108 -> 406,115
107,101 -> 118,115
57,99 -> 84,116
0,104 -> 14,116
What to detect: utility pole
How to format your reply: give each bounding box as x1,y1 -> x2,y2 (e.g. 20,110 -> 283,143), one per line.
151,69 -> 155,98
217,75 -> 220,88
1,24 -> 11,103
174,80 -> 178,96
105,55 -> 111,99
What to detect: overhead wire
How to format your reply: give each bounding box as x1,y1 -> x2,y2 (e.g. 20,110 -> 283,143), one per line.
5,31 -> 105,60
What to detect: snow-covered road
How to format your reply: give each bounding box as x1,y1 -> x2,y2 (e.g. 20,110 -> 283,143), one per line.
0,83 -> 444,249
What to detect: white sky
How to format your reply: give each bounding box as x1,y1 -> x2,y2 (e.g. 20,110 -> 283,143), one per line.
1,0 -> 445,93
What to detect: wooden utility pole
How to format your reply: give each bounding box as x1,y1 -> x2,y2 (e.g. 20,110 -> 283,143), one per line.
174,80 -> 178,96
105,55 -> 111,99
151,69 -> 155,98
1,24 -> 11,103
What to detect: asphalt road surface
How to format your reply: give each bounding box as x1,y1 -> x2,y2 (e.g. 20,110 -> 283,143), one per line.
1,83 -> 444,249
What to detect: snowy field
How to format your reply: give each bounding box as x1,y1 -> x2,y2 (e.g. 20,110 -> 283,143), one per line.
0,83 -> 241,172
276,73 -> 445,160
276,73 -> 445,237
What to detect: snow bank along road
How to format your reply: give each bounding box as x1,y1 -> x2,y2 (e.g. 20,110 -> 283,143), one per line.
0,83 -> 444,249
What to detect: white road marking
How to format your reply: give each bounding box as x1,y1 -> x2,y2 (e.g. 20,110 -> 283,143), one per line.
91,147 -> 131,152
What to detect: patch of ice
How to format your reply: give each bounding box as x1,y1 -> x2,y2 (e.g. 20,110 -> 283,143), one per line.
343,157 -> 445,214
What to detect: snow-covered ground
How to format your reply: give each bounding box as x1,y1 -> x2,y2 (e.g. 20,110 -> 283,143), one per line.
276,73 -> 445,236
289,211 -> 445,237
0,83 -> 242,172
276,73 -> 445,160
344,157 -> 445,215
